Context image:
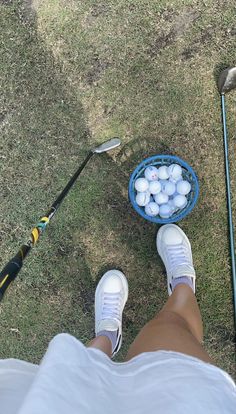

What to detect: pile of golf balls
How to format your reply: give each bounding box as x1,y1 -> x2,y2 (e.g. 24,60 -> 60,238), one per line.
134,164 -> 192,219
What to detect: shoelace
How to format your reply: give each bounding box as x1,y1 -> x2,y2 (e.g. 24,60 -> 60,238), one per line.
102,292 -> 121,320
166,244 -> 192,271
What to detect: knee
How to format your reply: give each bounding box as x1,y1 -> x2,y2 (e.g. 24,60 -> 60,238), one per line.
152,310 -> 194,333
153,310 -> 202,343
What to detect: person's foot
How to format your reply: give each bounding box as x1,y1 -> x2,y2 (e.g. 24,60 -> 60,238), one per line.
156,224 -> 196,296
95,270 -> 128,357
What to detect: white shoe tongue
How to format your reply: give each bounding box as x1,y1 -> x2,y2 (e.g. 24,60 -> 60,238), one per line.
98,319 -> 119,332
173,264 -> 195,279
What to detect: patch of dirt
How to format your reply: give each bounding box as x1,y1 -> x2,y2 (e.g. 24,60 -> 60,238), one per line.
149,7 -> 200,57
180,23 -> 236,61
172,9 -> 200,37
160,6 -> 178,22
90,3 -> 111,18
84,54 -> 111,85
181,27 -> 215,61
84,2 -> 111,27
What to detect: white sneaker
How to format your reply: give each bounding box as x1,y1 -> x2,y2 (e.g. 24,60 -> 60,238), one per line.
156,224 -> 196,296
95,269 -> 128,357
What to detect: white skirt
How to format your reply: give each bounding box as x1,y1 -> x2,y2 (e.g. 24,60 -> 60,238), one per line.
0,333 -> 235,414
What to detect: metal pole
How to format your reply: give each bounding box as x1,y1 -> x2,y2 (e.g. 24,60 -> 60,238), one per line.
221,93 -> 236,324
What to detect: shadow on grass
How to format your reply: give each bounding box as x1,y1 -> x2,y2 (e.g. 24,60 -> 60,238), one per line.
0,0 -> 98,344
0,0 -> 91,218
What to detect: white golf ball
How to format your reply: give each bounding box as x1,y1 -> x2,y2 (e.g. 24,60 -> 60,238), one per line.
149,180 -> 162,195
135,191 -> 150,207
158,165 -> 169,180
145,202 -> 159,217
161,180 -> 176,196
168,164 -> 182,180
154,192 -> 169,205
173,194 -> 187,209
176,180 -> 191,195
159,203 -> 172,218
144,166 -> 159,181
134,178 -> 149,192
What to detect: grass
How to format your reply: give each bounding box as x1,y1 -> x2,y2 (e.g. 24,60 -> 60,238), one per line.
0,0 -> 235,377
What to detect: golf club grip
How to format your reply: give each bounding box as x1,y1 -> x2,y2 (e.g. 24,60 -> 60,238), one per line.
0,255 -> 23,301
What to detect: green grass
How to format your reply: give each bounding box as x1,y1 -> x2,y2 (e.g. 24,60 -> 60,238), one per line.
0,0 -> 235,377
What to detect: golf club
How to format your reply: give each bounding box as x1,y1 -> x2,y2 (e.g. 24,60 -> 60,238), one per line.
217,67 -> 236,326
0,137 -> 121,301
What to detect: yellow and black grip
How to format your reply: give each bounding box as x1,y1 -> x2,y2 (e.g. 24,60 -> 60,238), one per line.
0,251 -> 24,301
0,217 -> 49,301
31,216 -> 49,245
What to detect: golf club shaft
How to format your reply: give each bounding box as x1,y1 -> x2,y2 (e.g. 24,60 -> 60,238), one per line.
52,152 -> 93,210
221,94 -> 236,321
0,151 -> 94,301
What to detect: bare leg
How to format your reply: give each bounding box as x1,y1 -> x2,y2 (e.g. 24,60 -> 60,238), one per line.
126,284 -> 213,364
88,336 -> 112,358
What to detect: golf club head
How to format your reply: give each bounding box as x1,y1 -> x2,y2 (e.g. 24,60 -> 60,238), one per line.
218,67 -> 236,94
93,137 -> 121,153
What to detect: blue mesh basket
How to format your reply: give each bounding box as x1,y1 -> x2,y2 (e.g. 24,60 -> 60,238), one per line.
128,155 -> 199,224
